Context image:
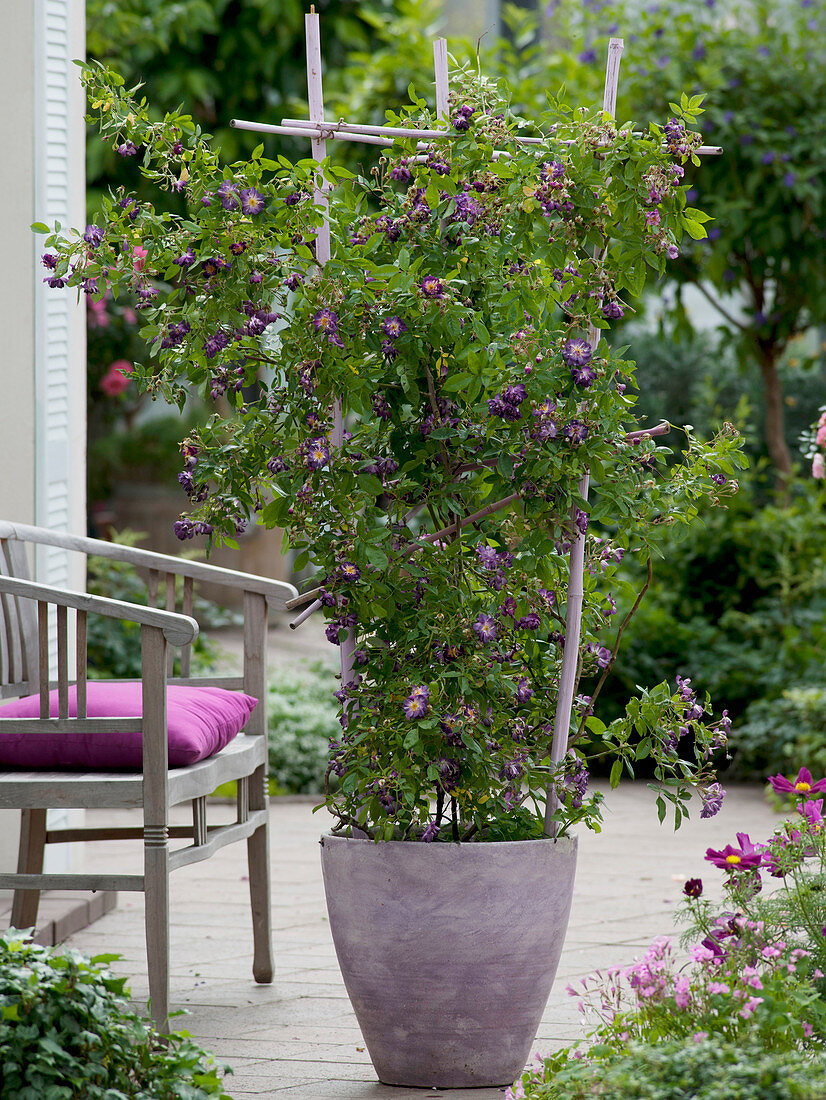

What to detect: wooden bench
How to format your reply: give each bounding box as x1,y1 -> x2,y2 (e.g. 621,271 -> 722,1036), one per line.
0,520 -> 297,1030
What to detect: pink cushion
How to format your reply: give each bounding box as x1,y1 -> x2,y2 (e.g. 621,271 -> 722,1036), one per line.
0,682 -> 258,770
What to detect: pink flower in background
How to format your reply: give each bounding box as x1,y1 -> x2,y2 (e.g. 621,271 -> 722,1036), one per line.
674,975 -> 691,1008
813,453 -> 825,479
816,425 -> 826,447
87,296 -> 109,329
132,245 -> 148,271
99,359 -> 132,396
819,410 -> 826,428
123,307 -> 137,325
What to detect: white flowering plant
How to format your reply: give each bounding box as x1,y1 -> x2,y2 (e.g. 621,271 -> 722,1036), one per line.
39,62 -> 745,841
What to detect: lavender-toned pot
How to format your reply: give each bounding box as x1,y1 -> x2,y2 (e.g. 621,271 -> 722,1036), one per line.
319,833 -> 577,1087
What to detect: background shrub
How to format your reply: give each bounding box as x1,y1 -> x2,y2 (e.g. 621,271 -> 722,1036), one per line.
85,529 -> 238,679
0,930 -> 232,1099
266,663 -> 339,795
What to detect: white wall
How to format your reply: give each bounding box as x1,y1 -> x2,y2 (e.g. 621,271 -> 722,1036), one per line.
0,0 -> 87,893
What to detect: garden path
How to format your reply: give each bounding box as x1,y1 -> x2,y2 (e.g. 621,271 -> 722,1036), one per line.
59,621 -> 783,1099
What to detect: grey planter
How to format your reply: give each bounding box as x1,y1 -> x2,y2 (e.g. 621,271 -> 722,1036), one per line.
319,833 -> 578,1088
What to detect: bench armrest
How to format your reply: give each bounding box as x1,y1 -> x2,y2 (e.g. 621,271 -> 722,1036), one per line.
0,521 -> 298,610
0,575 -> 198,647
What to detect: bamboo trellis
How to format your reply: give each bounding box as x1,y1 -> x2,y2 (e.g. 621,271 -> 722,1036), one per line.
230,8 -> 721,837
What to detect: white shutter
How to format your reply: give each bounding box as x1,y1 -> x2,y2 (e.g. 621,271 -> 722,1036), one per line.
34,0 -> 83,590
34,0 -> 86,868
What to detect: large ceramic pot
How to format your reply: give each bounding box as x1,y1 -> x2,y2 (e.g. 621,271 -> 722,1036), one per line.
319,833 -> 577,1087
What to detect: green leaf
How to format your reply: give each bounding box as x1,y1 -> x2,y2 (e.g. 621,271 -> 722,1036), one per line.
609,759 -> 623,788
682,219 -> 708,241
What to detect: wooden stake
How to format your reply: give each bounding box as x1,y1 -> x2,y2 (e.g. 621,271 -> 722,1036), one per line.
433,38 -> 449,121
544,38 -> 625,839
305,10 -> 330,264
304,11 -> 355,686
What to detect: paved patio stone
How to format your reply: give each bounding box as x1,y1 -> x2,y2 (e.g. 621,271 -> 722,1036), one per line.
59,779 -> 782,1099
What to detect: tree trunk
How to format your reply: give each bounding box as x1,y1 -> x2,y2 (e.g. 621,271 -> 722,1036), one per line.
757,344 -> 793,485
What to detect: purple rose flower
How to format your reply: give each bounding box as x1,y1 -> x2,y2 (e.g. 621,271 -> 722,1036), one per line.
420,275 -> 445,298
239,187 -> 266,215
217,180 -> 239,210
516,678 -> 534,704
437,757 -> 461,791
563,420 -> 589,446
602,299 -> 624,320
562,338 -> 592,368
83,224 -> 104,247
571,362 -> 596,387
516,613 -> 541,631
473,613 -> 498,642
403,689 -> 430,719
306,438 -> 330,470
381,316 -> 407,339
475,543 -> 499,570
313,308 -> 341,344
390,160 -> 413,183
202,256 -> 230,277
173,246 -> 196,267
700,783 -> 726,819
173,518 -> 195,540
339,561 -> 361,583
371,392 -> 391,420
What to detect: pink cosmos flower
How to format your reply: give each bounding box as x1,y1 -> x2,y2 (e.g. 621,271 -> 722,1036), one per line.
99,360 -> 132,396
132,245 -> 148,272
813,453 -> 825,479
705,832 -> 763,871
769,766 -> 826,796
799,798 -> 824,829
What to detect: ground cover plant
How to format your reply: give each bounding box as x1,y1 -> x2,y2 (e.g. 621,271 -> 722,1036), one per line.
508,1039 -> 826,1100
40,55 -> 745,844
0,930 -> 232,1099
510,764 -> 826,1098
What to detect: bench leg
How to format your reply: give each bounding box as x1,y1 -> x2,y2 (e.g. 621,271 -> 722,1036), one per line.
247,764 -> 273,983
11,809 -> 47,930
144,833 -> 170,1033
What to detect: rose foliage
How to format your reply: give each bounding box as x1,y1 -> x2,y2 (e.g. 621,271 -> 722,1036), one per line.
39,61 -> 745,842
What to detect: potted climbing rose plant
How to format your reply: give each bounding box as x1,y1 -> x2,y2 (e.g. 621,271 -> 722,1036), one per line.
41,60 -> 744,1087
